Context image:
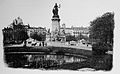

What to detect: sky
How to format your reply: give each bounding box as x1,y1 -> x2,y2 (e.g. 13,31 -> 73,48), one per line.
0,0 -> 119,29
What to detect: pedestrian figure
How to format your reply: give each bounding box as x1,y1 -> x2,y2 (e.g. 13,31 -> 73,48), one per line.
42,41 -> 44,47
87,44 -> 88,47
39,42 -> 41,46
32,43 -> 36,46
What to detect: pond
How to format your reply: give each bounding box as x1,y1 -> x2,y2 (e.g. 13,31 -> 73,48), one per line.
4,54 -> 87,69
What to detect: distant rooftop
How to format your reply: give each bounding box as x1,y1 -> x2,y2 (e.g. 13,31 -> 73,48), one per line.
29,26 -> 45,29
60,26 -> 88,30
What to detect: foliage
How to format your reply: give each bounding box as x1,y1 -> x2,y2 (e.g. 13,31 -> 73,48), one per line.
30,32 -> 46,41
89,12 -> 114,45
14,29 -> 29,41
76,33 -> 89,41
66,35 -> 76,41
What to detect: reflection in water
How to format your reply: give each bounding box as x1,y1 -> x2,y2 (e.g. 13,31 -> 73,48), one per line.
28,55 -> 86,65
5,54 -> 86,69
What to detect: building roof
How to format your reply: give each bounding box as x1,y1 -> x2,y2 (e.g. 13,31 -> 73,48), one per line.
29,27 -> 45,29
71,27 -> 88,30
60,27 -> 72,29
60,27 -> 88,30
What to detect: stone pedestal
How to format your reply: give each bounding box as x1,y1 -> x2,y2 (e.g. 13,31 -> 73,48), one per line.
51,15 -> 60,38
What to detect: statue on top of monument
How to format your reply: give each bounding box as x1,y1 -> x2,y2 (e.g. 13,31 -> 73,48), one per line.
52,3 -> 59,16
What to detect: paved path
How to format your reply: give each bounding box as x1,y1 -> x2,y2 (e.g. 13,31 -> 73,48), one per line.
5,41 -> 92,51
47,41 -> 92,51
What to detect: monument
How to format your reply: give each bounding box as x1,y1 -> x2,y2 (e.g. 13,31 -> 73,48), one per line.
51,3 -> 60,40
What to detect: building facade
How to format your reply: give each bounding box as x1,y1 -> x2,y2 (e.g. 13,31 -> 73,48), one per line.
2,17 -> 48,45
60,24 -> 89,37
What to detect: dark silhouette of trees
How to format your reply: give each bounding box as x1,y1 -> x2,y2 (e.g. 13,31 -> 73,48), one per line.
90,12 -> 114,54
30,32 -> 38,40
89,12 -> 114,45
76,33 -> 89,41
66,35 -> 76,41
3,17 -> 29,46
37,32 -> 46,41
30,32 -> 46,41
14,29 -> 29,42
